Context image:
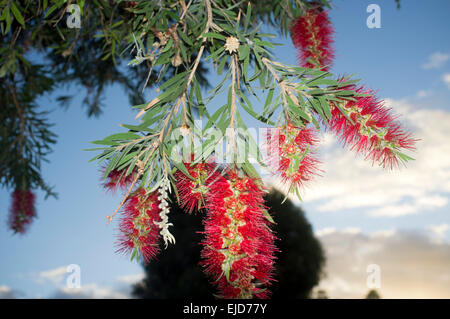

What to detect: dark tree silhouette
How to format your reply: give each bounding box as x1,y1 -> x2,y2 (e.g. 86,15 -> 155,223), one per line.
315,289 -> 329,299
132,189 -> 325,299
366,289 -> 381,299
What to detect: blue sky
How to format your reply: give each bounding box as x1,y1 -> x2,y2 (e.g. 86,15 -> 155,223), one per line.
1,0 -> 450,299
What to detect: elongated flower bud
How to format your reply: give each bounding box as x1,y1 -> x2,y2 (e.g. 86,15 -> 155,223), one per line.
8,189 -> 36,234
154,176 -> 176,248
174,161 -> 216,214
291,9 -> 334,70
329,83 -> 416,168
201,170 -> 277,299
266,125 -> 321,191
116,188 -> 162,263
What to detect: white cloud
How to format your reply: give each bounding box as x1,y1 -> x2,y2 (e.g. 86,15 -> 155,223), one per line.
51,283 -> 128,299
427,223 -> 450,239
316,227 -> 337,237
416,90 -> 431,98
342,227 -> 361,235
369,195 -> 448,217
422,52 -> 449,69
316,229 -> 450,298
39,266 -> 68,285
37,267 -> 143,299
0,285 -> 19,299
371,229 -> 396,238
115,272 -> 145,284
442,73 -> 450,89
268,98 -> 450,218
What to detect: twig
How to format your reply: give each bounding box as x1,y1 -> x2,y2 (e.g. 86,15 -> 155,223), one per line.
262,57 -> 312,122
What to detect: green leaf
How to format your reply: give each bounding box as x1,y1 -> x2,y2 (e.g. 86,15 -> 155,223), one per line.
244,2 -> 252,32
172,159 -> 194,181
202,32 -> 226,41
286,94 -> 311,122
264,88 -> 274,111
44,3 -> 60,19
205,104 -> 227,131
103,132 -> 141,142
319,96 -> 332,120
238,44 -> 250,61
396,151 -> 415,162
130,248 -> 138,262
159,70 -> 188,91
5,7 -> 11,34
217,55 -> 228,75
11,2 -> 25,27
309,98 -> 326,122
263,210 -> 275,224
178,29 -> 193,46
334,90 -> 355,97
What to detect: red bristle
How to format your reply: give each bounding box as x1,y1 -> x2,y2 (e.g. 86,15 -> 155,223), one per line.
200,169 -> 277,299
8,189 -> 36,234
116,188 -> 162,263
291,9 -> 335,70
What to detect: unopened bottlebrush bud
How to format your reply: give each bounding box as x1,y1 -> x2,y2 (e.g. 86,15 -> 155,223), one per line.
153,176 -> 176,248
224,36 -> 240,54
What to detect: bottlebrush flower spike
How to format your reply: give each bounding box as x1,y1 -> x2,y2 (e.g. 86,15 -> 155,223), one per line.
291,8 -> 334,70
328,83 -> 416,168
116,188 -> 162,263
201,169 -> 277,299
102,167 -> 135,193
266,125 -> 321,193
174,161 -> 217,214
8,189 -> 36,234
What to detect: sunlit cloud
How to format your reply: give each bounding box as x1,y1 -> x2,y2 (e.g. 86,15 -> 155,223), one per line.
115,272 -> 145,284
267,98 -> 450,218
315,229 -> 450,298
38,266 -> 68,285
427,223 -> 450,243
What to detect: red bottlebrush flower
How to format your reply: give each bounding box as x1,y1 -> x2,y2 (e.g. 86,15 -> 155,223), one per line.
328,83 -> 416,168
291,9 -> 335,70
8,189 -> 36,234
102,168 -> 135,193
116,188 -> 162,263
174,161 -> 218,214
200,169 -> 277,299
266,125 -> 321,191
125,1 -> 137,8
